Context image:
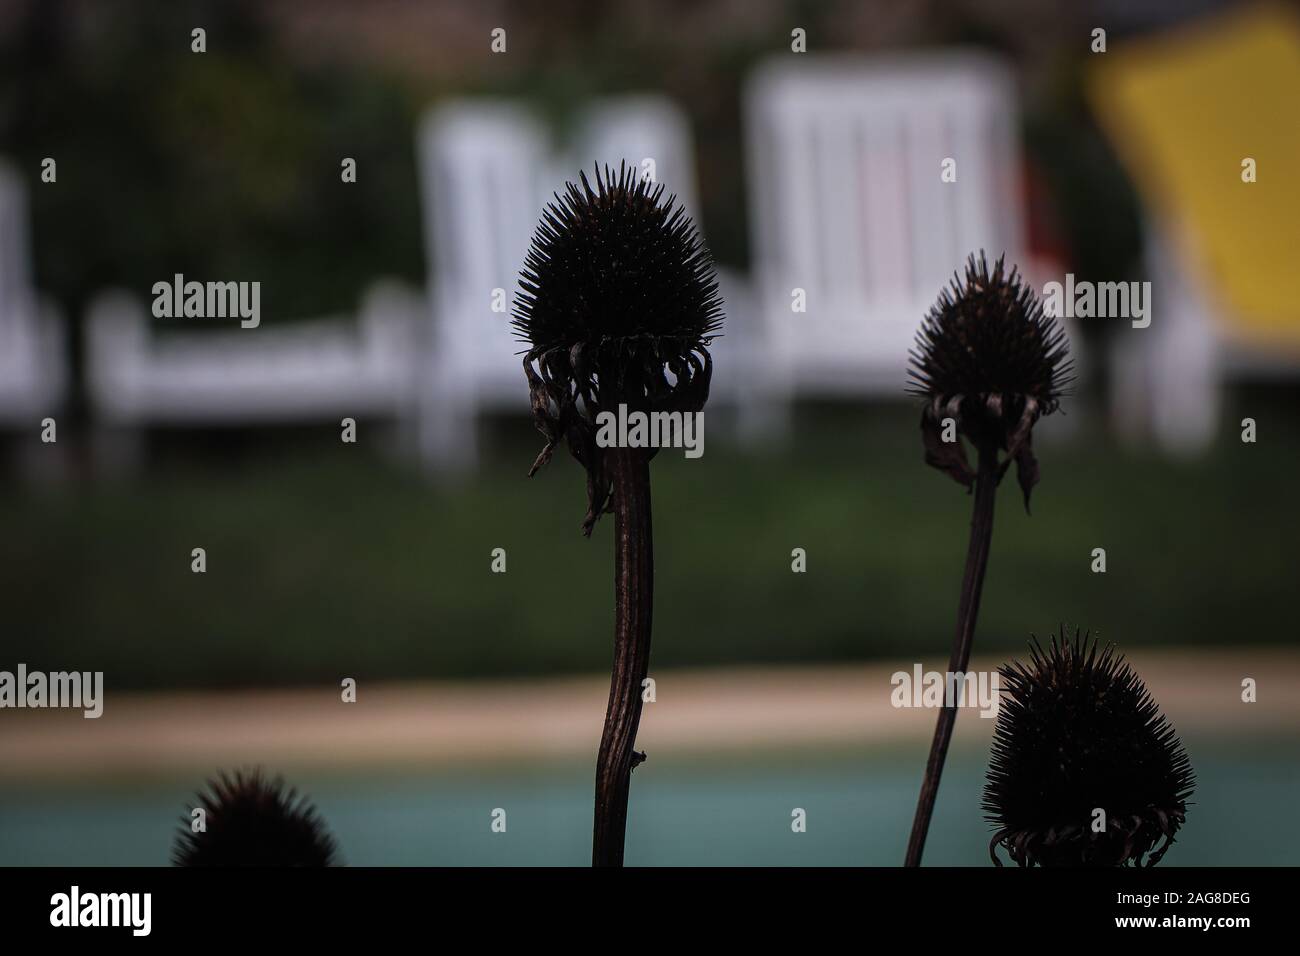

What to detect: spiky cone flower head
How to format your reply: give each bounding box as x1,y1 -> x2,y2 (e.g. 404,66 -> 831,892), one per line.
983,630 -> 1195,867
908,252 -> 1072,510
513,162 -> 723,535
173,769 -> 340,866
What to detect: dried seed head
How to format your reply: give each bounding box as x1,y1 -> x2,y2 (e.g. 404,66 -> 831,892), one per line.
172,769 -> 339,867
908,253 -> 1072,510
983,630 -> 1195,867
513,162 -> 722,535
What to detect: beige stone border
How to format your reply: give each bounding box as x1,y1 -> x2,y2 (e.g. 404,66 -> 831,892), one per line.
2,648 -> 1295,782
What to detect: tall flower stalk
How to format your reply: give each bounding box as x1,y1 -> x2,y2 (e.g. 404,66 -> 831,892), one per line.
984,630 -> 1195,866
513,164 -> 722,867
903,253 -> 1071,866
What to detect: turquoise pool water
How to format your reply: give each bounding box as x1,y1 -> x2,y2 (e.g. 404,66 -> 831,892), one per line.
2,743 -> 1295,866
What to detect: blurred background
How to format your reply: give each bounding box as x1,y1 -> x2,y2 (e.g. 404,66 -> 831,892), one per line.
1,0 -> 1297,865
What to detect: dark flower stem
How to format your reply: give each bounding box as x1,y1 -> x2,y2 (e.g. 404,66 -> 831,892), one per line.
592,447 -> 654,867
905,441 -> 999,867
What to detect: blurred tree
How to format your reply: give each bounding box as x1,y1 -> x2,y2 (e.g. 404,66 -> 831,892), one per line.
0,0 -> 423,333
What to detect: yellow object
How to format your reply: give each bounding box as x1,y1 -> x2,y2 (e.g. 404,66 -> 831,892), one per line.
1089,4 -> 1300,347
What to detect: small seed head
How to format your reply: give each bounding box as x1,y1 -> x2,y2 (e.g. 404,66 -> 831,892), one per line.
984,630 -> 1195,867
513,163 -> 722,534
909,253 -> 1072,509
172,769 -> 339,867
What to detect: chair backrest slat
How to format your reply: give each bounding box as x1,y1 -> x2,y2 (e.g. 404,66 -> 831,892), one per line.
746,52 -> 1025,383
418,102 -> 551,365
0,162 -> 33,321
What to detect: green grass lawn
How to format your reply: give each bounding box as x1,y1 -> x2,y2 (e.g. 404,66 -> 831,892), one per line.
2,397 -> 1293,689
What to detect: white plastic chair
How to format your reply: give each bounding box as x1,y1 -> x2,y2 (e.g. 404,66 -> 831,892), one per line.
744,52 -> 1032,412
415,101 -> 558,470
1108,223 -> 1219,453
85,280 -> 420,434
